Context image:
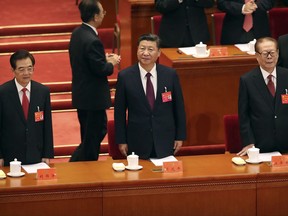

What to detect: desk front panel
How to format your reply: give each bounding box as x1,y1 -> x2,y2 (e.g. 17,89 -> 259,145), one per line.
102,155 -> 257,216
159,47 -> 258,147
257,172 -> 288,216
103,177 -> 256,216
0,162 -> 104,216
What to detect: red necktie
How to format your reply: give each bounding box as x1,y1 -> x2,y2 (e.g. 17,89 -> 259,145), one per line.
22,88 -> 29,119
267,75 -> 275,97
243,0 -> 253,32
146,73 -> 155,109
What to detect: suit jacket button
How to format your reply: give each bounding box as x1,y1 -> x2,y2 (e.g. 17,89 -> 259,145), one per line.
275,115 -> 277,118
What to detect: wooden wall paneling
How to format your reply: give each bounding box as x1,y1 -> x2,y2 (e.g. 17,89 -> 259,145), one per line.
257,172 -> 288,216
119,0 -> 157,69
159,47 -> 258,147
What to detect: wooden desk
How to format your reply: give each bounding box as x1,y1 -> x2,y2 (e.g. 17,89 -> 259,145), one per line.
159,46 -> 258,147
1,155 -> 288,216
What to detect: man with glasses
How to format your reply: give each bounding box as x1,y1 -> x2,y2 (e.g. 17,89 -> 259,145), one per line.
114,34 -> 186,159
0,49 -> 54,167
237,37 -> 288,156
69,0 -> 121,161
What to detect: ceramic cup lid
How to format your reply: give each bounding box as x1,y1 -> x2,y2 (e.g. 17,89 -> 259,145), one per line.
10,158 -> 21,165
195,42 -> 207,48
127,152 -> 138,158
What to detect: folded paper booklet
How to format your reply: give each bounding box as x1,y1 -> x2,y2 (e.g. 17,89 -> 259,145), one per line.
22,162 -> 50,173
235,43 -> 250,52
178,47 -> 196,55
150,155 -> 178,166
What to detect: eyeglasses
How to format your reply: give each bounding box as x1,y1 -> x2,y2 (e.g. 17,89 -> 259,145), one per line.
257,50 -> 278,58
15,66 -> 34,74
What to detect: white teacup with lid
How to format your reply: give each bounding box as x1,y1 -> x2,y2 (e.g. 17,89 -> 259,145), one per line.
127,152 -> 139,169
195,42 -> 208,56
10,158 -> 22,175
247,146 -> 260,162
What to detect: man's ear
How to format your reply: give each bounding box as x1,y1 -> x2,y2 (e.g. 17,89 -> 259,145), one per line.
157,49 -> 161,58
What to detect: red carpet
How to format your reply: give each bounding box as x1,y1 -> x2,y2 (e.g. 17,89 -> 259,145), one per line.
0,52 -> 72,84
52,109 -> 113,146
0,51 -> 118,85
0,0 -> 80,26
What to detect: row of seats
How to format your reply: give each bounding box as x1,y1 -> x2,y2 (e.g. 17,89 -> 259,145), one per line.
151,7 -> 288,45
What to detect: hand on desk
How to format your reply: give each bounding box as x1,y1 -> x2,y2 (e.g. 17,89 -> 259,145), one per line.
237,144 -> 254,156
119,144 -> 128,157
173,140 -> 183,155
42,158 -> 50,165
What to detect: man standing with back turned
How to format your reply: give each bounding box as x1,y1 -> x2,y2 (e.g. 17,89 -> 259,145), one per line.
69,0 -> 121,161
238,37 -> 288,156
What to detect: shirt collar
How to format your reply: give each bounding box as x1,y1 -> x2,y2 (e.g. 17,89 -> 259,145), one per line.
83,22 -> 98,35
138,63 -> 157,79
260,67 -> 277,80
14,79 -> 31,93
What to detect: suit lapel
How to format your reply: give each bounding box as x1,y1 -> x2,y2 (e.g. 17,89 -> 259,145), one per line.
154,65 -> 164,111
29,81 -> 37,120
133,65 -> 152,111
252,68 -> 274,111
7,80 -> 27,123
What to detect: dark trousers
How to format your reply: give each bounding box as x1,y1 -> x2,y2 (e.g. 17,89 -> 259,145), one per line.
69,109 -> 107,162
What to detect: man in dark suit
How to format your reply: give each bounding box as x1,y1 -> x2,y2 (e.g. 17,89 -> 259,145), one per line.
155,0 -> 214,48
0,50 -> 54,167
217,0 -> 273,45
238,37 -> 288,156
114,34 -> 186,159
278,34 -> 288,68
69,0 -> 120,161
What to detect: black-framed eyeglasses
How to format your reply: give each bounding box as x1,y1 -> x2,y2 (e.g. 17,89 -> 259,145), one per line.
256,50 -> 278,58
